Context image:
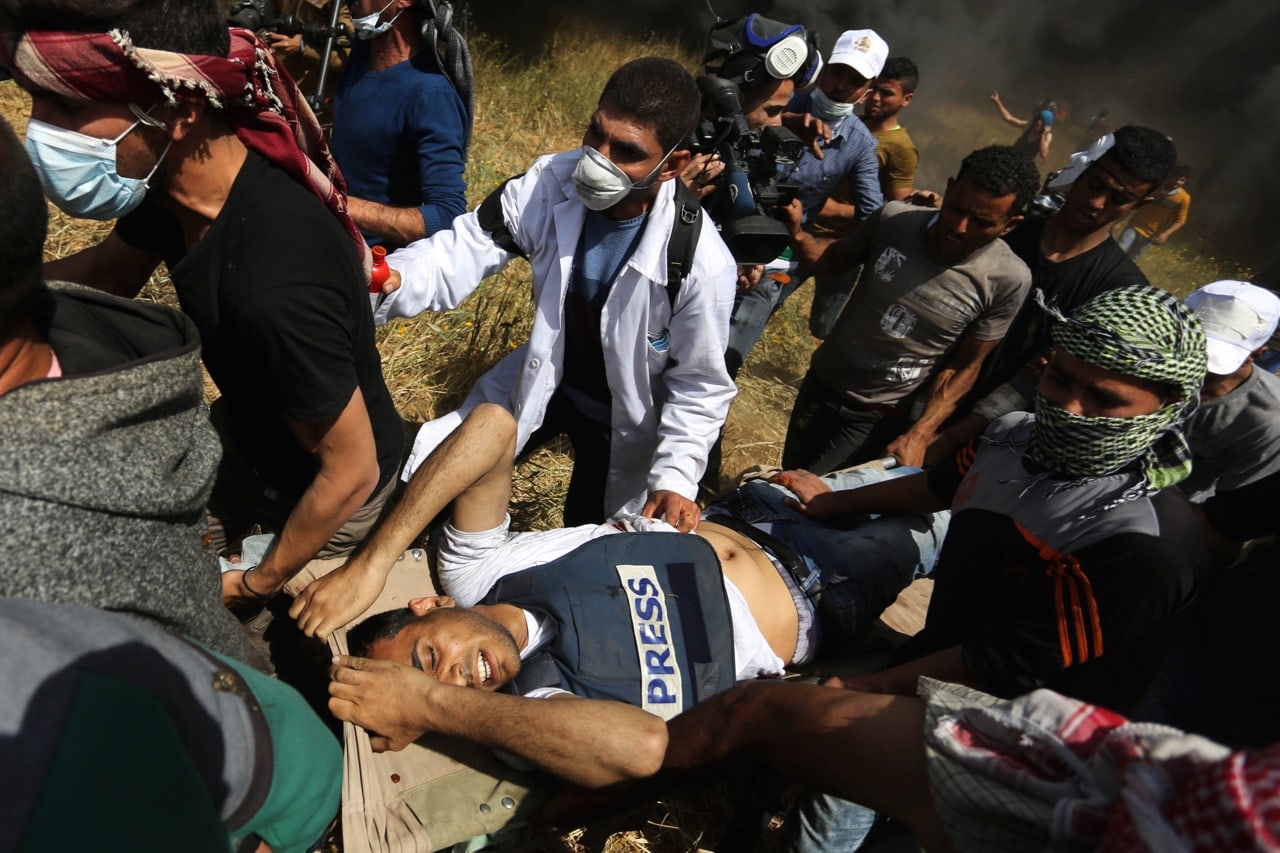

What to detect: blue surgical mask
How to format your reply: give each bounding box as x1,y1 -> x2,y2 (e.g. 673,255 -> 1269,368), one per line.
809,87 -> 855,122
351,0 -> 402,40
24,109 -> 170,221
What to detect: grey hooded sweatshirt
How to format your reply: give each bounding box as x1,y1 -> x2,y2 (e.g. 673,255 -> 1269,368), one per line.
0,283 -> 254,663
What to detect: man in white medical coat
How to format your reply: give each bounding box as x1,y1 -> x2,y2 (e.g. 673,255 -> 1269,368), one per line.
376,57 -> 738,528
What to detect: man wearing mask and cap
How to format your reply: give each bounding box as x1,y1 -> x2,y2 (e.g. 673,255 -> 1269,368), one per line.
329,0 -> 470,250
370,57 -> 737,530
1,0 -> 405,627
720,26 -> 889,378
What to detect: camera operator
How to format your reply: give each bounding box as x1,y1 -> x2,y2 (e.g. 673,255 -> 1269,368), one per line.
330,0 -> 471,250
226,0 -> 353,115
683,13 -> 836,379
726,27 -> 891,379
265,0 -> 352,105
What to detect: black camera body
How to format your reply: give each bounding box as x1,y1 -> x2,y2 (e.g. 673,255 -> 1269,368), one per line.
688,75 -> 804,264
227,1 -> 351,47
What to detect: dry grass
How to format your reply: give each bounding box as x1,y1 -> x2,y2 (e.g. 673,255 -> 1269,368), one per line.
2,22 -> 1257,850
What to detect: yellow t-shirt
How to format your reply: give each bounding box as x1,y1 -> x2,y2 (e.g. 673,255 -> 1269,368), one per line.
1128,187 -> 1191,238
872,124 -> 919,197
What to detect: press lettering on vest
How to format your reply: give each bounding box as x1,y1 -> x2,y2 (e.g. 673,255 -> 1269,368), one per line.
618,564 -> 685,720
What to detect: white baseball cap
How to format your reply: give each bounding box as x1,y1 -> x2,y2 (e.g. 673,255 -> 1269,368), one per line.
827,29 -> 888,81
1185,280 -> 1280,374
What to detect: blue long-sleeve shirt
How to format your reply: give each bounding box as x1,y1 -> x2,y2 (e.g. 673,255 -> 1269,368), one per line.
330,41 -> 468,249
781,90 -> 883,226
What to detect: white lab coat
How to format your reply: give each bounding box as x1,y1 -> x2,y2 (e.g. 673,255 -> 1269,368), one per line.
378,149 -> 738,518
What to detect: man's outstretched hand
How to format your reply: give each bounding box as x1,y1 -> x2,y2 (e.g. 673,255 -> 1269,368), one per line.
768,469 -> 833,506
289,557 -> 388,642
641,489 -> 700,532
329,655 -> 436,752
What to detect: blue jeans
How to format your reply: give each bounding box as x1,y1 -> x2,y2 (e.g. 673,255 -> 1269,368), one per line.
711,465 -> 949,647
726,274 -> 803,378
790,793 -> 878,853
1116,226 -> 1151,260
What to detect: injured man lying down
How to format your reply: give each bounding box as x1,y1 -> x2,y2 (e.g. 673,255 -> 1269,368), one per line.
296,403 -> 946,789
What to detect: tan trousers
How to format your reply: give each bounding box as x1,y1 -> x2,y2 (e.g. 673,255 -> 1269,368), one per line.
289,553 -> 547,852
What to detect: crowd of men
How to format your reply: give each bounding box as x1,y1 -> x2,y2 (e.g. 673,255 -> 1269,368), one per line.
0,0 -> 1275,851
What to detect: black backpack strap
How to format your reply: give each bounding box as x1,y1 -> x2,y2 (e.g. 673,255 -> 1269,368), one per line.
665,178 -> 703,309
475,174 -> 528,259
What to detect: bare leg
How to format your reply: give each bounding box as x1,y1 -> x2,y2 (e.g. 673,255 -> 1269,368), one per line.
290,404 -> 517,639
372,402 -> 517,552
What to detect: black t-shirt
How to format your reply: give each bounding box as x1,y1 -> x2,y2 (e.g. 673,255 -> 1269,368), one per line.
895,416 -> 1205,713
34,286 -> 194,376
1201,469 -> 1280,542
116,153 -> 403,500
972,217 -> 1149,401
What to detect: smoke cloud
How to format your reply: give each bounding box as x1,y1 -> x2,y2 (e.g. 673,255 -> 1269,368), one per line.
467,0 -> 1277,267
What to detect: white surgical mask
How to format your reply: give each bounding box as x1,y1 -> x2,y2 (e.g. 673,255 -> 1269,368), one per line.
24,108 -> 171,221
351,0 -> 402,40
809,87 -> 855,122
571,142 -> 678,212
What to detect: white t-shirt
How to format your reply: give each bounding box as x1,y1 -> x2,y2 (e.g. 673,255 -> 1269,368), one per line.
437,515 -> 786,685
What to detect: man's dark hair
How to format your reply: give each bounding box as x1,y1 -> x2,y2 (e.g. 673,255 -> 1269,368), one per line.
878,57 -> 919,94
1170,164 -> 1191,181
955,145 -> 1041,215
0,0 -> 229,56
600,57 -> 700,152
347,607 -> 428,658
0,117 -> 48,336
1105,125 -> 1178,191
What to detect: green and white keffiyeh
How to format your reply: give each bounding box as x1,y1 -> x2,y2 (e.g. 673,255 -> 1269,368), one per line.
1028,285 -> 1207,489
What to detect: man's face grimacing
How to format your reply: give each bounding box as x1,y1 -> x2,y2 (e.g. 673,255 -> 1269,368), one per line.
1057,154 -> 1155,235
740,77 -> 795,129
926,173 -> 1021,265
1038,349 -> 1171,418
366,604 -> 522,691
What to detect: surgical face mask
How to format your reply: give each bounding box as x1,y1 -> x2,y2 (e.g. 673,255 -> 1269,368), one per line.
571,142 -> 678,212
24,108 -> 171,221
809,86 -> 855,122
351,0 -> 402,40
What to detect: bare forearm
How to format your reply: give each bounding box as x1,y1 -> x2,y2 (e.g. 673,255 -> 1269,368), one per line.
805,471 -> 946,520
347,197 -> 429,245
813,198 -> 857,231
256,464 -> 378,588
788,228 -> 863,274
993,101 -> 1025,127
903,362 -> 983,442
837,645 -> 975,696
44,233 -> 157,298
431,691 -> 667,787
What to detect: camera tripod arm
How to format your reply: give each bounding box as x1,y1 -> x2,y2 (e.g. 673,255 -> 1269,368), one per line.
308,0 -> 347,114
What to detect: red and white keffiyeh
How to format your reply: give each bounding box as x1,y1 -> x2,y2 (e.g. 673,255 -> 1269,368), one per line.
0,26 -> 370,279
921,678 -> 1280,852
